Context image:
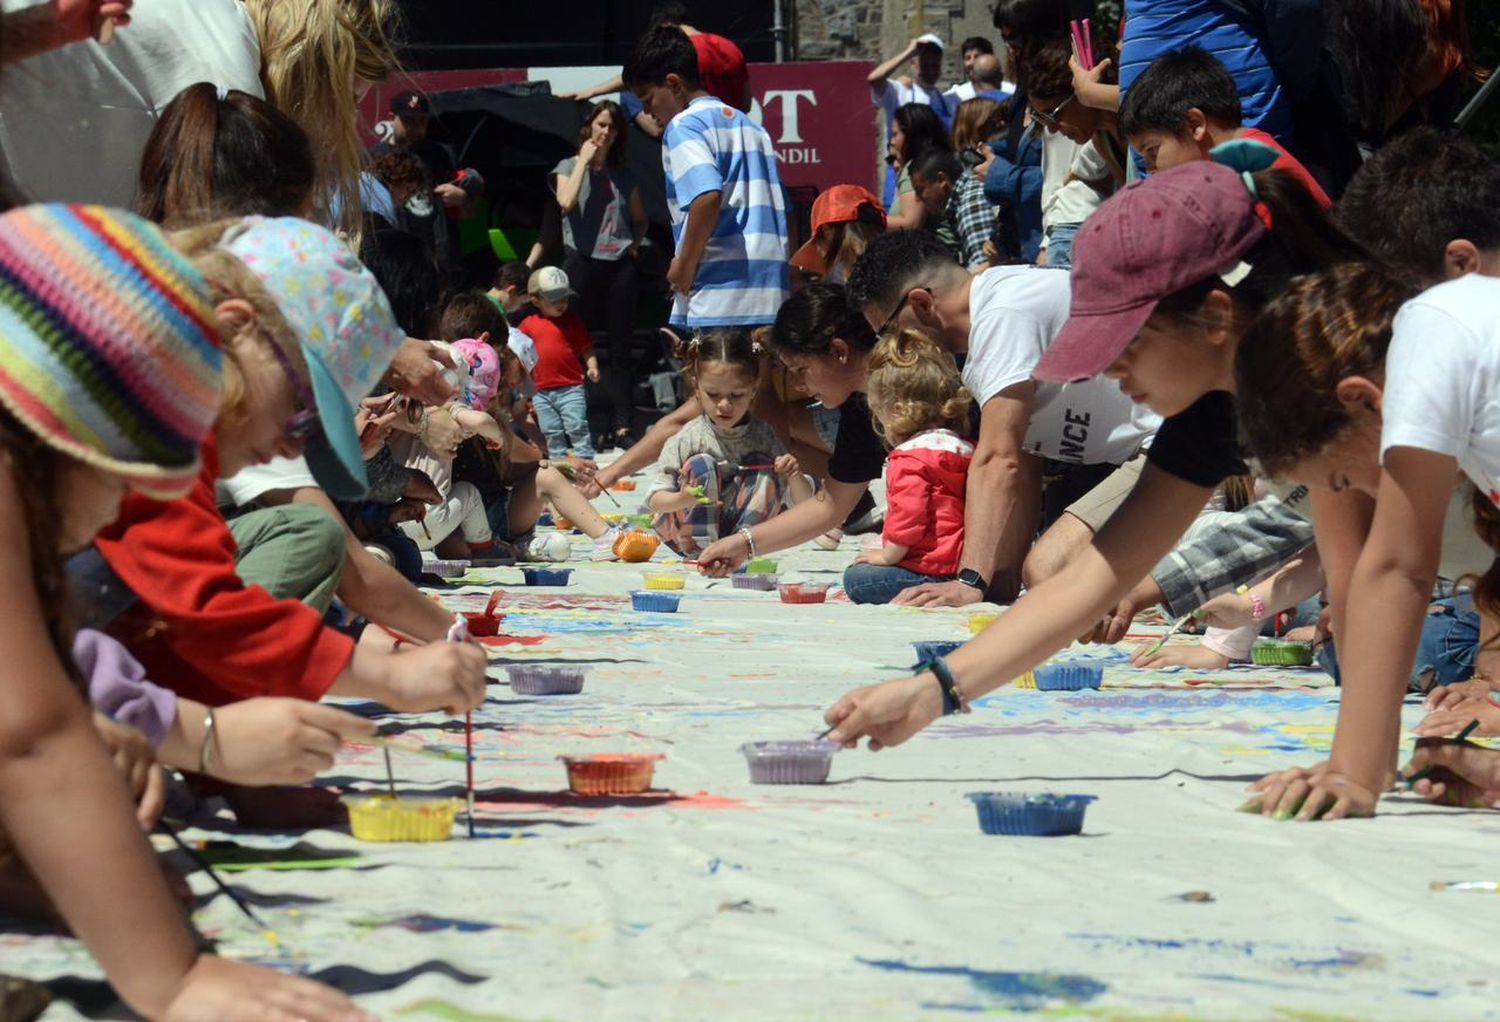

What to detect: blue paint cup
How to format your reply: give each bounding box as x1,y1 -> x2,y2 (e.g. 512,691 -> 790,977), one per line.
1034,662 -> 1104,691
630,591 -> 681,613
967,793 -> 1096,836
520,568 -> 573,586
911,640 -> 964,664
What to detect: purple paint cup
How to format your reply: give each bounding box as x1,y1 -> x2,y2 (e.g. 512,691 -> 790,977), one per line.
740,740 -> 840,784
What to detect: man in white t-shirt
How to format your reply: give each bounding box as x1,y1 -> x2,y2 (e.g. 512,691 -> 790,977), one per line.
847,230 -> 1159,607
868,33 -> 959,127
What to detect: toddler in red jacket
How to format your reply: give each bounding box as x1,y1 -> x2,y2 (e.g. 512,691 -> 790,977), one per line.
844,330 -> 974,605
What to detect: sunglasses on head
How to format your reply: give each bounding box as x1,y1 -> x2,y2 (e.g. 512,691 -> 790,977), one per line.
1032,94 -> 1075,131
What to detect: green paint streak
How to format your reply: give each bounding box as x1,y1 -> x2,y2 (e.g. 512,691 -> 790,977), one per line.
395,998 -> 564,1022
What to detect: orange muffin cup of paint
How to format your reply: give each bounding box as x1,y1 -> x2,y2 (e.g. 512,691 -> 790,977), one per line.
778,582 -> 830,604
559,753 -> 664,795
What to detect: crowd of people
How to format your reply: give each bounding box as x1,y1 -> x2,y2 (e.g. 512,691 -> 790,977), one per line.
0,0 -> 1494,1016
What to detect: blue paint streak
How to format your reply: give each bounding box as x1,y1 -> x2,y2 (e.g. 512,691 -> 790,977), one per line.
857,958 -> 1106,1011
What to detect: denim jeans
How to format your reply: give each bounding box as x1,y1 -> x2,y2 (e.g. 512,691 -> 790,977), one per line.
843,563 -> 954,605
1316,594 -> 1479,690
1047,222 -> 1081,269
534,384 -> 594,459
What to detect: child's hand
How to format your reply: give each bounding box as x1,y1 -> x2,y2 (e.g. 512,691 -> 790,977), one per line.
161,955 -> 374,1022
825,673 -> 945,751
1242,761 -> 1380,821
1412,694 -> 1500,739
211,700 -> 376,787
666,256 -> 695,296
1130,643 -> 1230,671
92,712 -> 164,830
1069,54 -> 1116,110
383,641 -> 487,714
1426,677 -> 1494,711
773,453 -> 800,477
1195,590 -> 1256,631
1401,738 -> 1500,809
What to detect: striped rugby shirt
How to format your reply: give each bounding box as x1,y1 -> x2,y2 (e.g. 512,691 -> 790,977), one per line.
663,95 -> 789,328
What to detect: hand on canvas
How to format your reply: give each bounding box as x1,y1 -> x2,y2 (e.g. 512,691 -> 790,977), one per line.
1130,642 -> 1229,671
1078,598 -> 1136,644
1401,738 -> 1500,809
1425,677 -> 1494,711
161,955 -> 375,1022
890,580 -> 981,608
1412,694 -> 1500,739
1243,765 -> 1377,821
825,673 -> 944,751
92,711 -> 164,830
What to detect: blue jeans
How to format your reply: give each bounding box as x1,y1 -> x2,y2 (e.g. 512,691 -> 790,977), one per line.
1047,223 -> 1081,269
534,384 -> 594,459
1317,595 -> 1479,690
843,563 -> 953,605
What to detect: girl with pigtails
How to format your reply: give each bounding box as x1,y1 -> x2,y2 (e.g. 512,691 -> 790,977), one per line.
843,330 -> 975,605
646,330 -> 815,557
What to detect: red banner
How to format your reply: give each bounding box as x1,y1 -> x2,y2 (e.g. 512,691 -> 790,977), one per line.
746,61 -> 879,196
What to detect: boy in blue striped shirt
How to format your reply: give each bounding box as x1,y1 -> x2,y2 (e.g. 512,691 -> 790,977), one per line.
624,25 -> 789,329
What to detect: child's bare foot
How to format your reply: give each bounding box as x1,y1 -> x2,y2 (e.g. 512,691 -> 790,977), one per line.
1402,739 -> 1500,809
223,785 -> 347,830
1412,694 -> 1500,739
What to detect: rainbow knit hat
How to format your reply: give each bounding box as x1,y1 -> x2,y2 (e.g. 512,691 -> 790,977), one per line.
0,205 -> 223,499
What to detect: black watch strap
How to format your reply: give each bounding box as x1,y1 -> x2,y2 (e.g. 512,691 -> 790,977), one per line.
922,658 -> 970,716
956,568 -> 987,592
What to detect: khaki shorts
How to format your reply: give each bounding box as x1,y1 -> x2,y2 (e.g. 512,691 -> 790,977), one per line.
1063,453 -> 1147,533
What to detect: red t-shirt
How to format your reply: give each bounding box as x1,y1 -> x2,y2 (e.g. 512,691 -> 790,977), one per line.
1238,127 -> 1332,209
692,32 -> 750,113
881,430 -> 974,576
93,438 -> 354,707
519,310 -> 594,391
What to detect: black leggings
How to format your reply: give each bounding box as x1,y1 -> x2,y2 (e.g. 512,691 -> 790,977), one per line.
563,249 -> 638,432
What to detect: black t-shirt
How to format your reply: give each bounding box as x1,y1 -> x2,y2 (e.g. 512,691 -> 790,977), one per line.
826,392 -> 886,486
1145,390 -> 1250,488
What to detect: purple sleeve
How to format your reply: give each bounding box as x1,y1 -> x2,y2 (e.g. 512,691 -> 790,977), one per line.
74,628 -> 178,748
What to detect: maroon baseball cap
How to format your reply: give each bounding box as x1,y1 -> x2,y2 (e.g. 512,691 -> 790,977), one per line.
1034,161 -> 1269,383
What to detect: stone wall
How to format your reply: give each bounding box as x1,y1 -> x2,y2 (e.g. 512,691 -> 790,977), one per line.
793,0 -> 1002,82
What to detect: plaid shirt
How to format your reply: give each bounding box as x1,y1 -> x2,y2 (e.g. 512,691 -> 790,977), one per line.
945,173 -> 996,271
1150,485 -> 1315,617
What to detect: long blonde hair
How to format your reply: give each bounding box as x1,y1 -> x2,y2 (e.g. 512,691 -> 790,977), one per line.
246,0 -> 402,239
866,329 -> 972,448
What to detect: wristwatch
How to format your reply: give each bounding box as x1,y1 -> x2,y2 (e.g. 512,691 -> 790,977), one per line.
956,568 -> 988,593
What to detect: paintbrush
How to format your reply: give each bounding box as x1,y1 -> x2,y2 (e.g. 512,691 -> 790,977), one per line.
158,821 -> 270,931
383,747 -> 397,797
1455,718 -> 1481,743
368,735 -> 468,764
1137,609 -> 1201,660
446,614 -> 476,837
554,461 -> 622,508
1430,880 -> 1500,893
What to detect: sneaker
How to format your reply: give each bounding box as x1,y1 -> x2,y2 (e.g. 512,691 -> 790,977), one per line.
591,527 -> 622,561
520,532 -> 572,562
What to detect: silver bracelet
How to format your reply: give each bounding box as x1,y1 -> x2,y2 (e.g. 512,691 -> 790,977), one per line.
198,708 -> 218,775
738,527 -> 757,560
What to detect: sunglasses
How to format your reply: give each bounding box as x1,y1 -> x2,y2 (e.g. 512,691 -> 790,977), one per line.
264,336 -> 324,444
876,287 -> 932,336
1032,94 -> 1076,132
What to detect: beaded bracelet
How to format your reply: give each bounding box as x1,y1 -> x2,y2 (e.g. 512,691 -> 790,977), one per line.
739,527 -> 757,560
922,658 -> 971,716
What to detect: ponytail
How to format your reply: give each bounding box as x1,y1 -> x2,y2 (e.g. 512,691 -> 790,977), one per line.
677,328 -> 767,385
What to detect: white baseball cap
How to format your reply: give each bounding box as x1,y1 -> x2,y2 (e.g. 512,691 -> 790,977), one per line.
915,32 -> 945,51
527,265 -> 574,300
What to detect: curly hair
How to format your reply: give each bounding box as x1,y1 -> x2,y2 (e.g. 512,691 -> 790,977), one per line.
865,329 -> 971,448
1235,262 -> 1415,479
371,149 -> 426,193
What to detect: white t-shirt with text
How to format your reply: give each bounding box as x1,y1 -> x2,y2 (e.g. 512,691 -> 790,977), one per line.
964,266 -> 1159,465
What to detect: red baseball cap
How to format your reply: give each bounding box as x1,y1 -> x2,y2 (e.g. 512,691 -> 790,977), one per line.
1034,161 -> 1269,383
790,185 -> 886,275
